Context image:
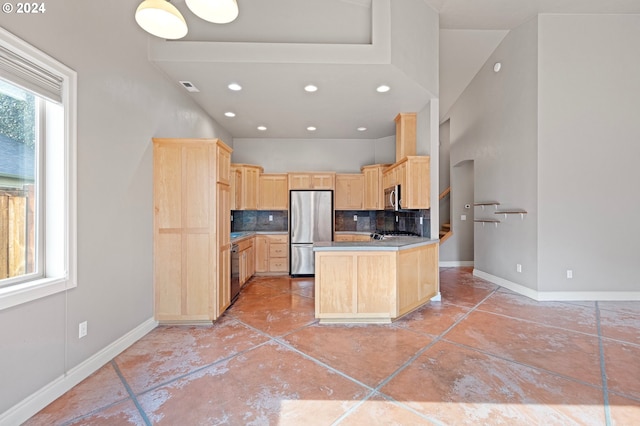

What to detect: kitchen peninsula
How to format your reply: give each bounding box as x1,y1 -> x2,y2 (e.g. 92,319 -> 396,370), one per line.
313,237 -> 439,324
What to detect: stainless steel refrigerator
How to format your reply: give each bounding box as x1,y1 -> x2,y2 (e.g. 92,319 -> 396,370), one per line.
290,190 -> 333,276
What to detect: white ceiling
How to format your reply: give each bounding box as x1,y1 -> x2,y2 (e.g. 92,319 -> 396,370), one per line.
148,0 -> 640,139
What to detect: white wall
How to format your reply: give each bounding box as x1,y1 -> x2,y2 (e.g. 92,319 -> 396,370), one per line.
232,137 -> 395,172
449,17 -> 539,290
390,0 -> 439,96
374,135 -> 396,164
0,1 -> 230,415
537,14 -> 640,294
445,160 -> 475,263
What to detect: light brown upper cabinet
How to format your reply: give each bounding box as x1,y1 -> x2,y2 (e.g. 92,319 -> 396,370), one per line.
361,164 -> 390,210
153,138 -> 232,323
288,172 -> 336,190
383,156 -> 430,209
395,112 -> 417,162
258,173 -> 288,210
335,174 -> 364,210
230,164 -> 263,210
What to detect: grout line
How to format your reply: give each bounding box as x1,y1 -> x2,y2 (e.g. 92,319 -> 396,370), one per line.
57,398 -> 132,426
473,306 -> 601,338
133,337 -> 273,397
596,301 -> 612,426
233,317 -> 376,392
441,339 -> 606,391
371,286 -> 500,399
110,360 -> 152,426
599,333 -> 640,349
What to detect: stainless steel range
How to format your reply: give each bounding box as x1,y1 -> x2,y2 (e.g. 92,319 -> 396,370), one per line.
370,231 -> 421,240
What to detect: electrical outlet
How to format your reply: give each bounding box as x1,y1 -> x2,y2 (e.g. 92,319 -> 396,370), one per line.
268,215 -> 273,221
79,321 -> 88,339
567,270 -> 573,279
461,215 -> 467,221
516,264 -> 522,273
353,215 -> 358,222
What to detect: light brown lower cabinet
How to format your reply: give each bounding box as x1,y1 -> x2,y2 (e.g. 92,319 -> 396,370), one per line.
314,242 -> 439,323
255,234 -> 289,274
235,237 -> 255,287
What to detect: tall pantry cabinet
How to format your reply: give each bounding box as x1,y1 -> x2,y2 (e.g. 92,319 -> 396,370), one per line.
153,138 -> 232,323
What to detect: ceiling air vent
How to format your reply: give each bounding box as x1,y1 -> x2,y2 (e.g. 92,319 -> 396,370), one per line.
179,81 -> 200,92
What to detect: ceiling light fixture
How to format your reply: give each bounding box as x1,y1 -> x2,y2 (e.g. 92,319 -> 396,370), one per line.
493,62 -> 502,72
228,83 -> 242,91
376,85 -> 391,93
257,126 -> 267,131
135,0 -> 188,40
357,127 -> 367,132
307,126 -> 317,132
135,0 -> 238,39
304,85 -> 318,93
186,0 -> 239,24
224,112 -> 236,117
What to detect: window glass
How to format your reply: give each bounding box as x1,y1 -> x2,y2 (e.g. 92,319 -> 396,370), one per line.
0,79 -> 39,285
0,27 -> 77,311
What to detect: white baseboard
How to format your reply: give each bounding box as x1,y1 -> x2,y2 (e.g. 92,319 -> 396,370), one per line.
473,269 -> 539,299
473,269 -> 640,301
0,318 -> 157,426
439,261 -> 474,267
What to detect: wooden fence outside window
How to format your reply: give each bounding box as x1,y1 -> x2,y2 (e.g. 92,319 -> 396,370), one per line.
0,185 -> 35,280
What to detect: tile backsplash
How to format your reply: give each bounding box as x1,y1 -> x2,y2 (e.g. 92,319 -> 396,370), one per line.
232,210 -> 288,232
334,211 -> 377,233
232,209 -> 431,238
335,210 -> 431,238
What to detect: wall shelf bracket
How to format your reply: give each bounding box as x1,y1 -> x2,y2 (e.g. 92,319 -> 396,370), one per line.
495,209 -> 527,219
474,219 -> 500,227
474,201 -> 500,211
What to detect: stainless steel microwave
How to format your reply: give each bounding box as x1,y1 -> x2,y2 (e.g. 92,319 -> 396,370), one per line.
384,185 -> 401,211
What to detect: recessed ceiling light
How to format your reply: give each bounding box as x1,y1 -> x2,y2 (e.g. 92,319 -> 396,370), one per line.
228,83 -> 242,91
493,62 -> 502,73
307,126 -> 317,131
224,112 -> 236,117
304,84 -> 318,92
357,127 -> 367,132
376,85 -> 390,93
257,126 -> 267,131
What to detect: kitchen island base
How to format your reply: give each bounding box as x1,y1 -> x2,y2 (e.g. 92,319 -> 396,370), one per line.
314,240 -> 439,324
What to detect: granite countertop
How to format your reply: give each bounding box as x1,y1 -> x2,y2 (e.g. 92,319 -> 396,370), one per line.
313,237 -> 439,252
231,231 -> 288,242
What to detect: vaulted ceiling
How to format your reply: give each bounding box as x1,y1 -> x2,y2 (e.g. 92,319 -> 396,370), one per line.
146,0 -> 640,139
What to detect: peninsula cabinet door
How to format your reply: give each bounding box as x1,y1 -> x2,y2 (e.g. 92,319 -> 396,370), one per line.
315,252 -> 395,318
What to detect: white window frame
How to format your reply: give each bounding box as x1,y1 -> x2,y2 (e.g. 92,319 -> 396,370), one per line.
0,28 -> 77,310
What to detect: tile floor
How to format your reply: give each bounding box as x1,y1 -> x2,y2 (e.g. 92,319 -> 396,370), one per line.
25,267 -> 640,425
